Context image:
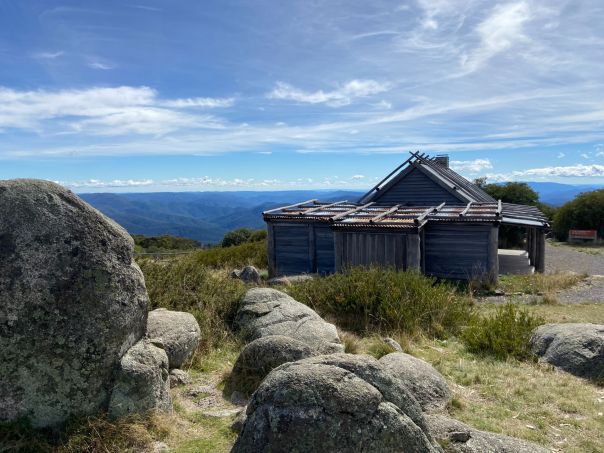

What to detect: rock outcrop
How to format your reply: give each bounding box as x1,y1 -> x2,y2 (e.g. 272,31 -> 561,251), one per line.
234,288 -> 343,354
232,353 -> 441,453
108,339 -> 172,418
0,180 -> 149,427
530,323 -> 604,380
426,415 -> 549,453
267,274 -> 313,286
228,335 -> 317,395
147,308 -> 201,369
380,352 -> 452,412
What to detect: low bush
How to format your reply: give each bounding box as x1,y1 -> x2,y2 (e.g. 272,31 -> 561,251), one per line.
460,302 -> 544,360
138,258 -> 246,357
287,266 -> 473,338
191,240 -> 267,269
221,228 -> 267,248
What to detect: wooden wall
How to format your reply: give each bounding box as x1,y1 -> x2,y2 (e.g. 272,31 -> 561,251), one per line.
424,223 -> 497,280
268,222 -> 335,277
334,231 -> 421,271
373,167 -> 463,205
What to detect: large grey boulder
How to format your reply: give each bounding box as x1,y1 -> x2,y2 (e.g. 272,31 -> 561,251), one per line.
234,288 -> 343,354
228,335 -> 317,395
426,415 -> 548,453
147,308 -> 201,369
232,353 -> 442,453
380,352 -> 452,412
108,340 -> 172,418
530,323 -> 604,380
0,180 -> 148,427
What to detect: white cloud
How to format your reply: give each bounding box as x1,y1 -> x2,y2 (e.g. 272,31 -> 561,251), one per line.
88,60 -> 115,70
581,152 -> 590,159
33,51 -> 64,60
0,86 -> 226,136
462,2 -> 532,73
557,152 -> 565,158
162,97 -> 234,108
487,163 -> 604,181
351,174 -> 365,180
450,158 -> 493,173
268,80 -> 389,107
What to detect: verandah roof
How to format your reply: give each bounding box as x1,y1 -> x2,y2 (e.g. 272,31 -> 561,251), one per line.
263,199 -> 549,230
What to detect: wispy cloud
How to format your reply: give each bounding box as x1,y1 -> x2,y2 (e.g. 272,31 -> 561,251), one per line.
461,2 -> 532,74
557,152 -> 565,158
268,80 -> 389,107
162,97 -> 235,108
33,51 -> 64,60
88,60 -> 115,70
487,163 -> 604,181
450,158 -> 493,173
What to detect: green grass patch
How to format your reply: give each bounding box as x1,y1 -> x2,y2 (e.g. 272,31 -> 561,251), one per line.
460,302 -> 544,360
287,266 -> 473,338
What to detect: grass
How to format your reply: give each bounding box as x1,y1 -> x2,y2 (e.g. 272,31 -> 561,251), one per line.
549,240 -> 604,256
287,266 -> 474,338
498,272 -> 586,296
137,258 -> 246,358
460,302 -> 544,360
478,302 -> 604,325
408,338 -> 604,453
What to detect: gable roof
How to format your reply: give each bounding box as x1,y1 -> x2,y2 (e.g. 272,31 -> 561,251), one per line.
359,152 -> 496,204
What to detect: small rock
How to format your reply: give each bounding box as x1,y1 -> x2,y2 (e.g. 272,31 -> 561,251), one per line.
169,369 -> 190,388
426,415 -> 548,453
239,266 -> 261,284
147,308 -> 201,369
152,441 -> 170,452
383,337 -> 403,352
230,391 -> 248,406
108,340 -> 172,418
231,269 -> 242,279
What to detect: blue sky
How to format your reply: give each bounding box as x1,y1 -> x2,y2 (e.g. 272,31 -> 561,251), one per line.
1,0 -> 604,192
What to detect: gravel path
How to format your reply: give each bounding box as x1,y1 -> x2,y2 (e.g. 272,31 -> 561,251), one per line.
480,242 -> 604,304
545,242 -> 604,275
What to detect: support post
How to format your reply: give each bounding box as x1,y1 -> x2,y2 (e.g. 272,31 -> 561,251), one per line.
267,222 -> 276,277
535,229 -> 545,273
406,234 -> 421,271
486,224 -> 499,285
530,228 -> 537,266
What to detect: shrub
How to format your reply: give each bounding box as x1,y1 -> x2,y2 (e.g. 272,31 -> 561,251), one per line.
137,257 -> 246,356
553,189 -> 604,241
132,234 -> 201,253
287,266 -> 473,338
221,228 -> 266,247
191,240 -> 267,269
460,302 -> 544,360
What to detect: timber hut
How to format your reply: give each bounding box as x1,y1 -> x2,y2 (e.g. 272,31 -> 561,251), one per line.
263,152 -> 549,282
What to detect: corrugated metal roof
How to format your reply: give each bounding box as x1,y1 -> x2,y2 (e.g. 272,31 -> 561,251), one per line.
263,200 -> 549,230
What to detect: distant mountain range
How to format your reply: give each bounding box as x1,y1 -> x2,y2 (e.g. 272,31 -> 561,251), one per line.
525,182 -> 604,206
81,183 -> 603,244
81,190 -> 363,244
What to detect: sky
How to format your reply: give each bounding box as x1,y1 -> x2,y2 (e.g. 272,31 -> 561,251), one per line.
1,0 -> 604,192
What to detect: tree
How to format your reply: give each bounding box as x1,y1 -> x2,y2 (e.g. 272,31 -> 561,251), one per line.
221,228 -> 267,247
481,182 -> 545,249
482,182 -> 539,205
553,189 -> 604,241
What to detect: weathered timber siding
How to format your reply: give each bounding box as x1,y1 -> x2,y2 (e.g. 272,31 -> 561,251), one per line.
315,225 -> 335,274
334,231 -> 411,270
424,223 -> 496,280
270,222 -> 334,276
373,167 -> 463,205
